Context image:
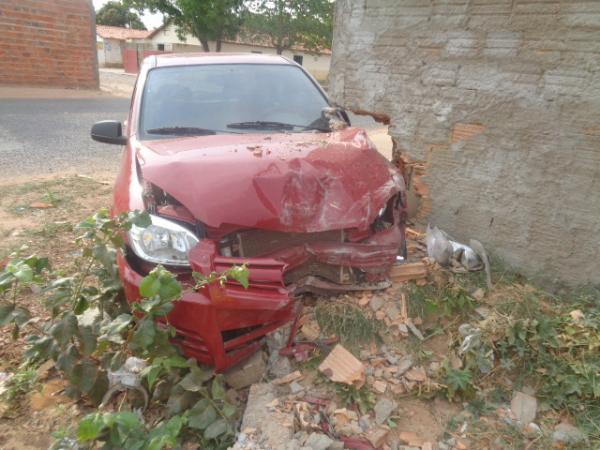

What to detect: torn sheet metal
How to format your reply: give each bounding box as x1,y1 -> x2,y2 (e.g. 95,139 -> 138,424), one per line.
426,224 -> 484,272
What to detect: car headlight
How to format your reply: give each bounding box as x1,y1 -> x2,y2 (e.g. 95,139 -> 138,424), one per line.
129,214 -> 198,267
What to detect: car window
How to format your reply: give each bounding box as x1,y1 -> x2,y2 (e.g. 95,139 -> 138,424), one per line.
138,63 -> 330,137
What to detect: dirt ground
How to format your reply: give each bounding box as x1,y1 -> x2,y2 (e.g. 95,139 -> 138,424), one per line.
0,175 -> 114,449
0,173 -> 595,450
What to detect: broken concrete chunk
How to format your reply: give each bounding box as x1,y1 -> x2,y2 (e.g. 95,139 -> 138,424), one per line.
366,426 -> 390,448
289,381 -> 304,394
370,296 -> 385,311
404,366 -> 427,382
305,432 -> 334,450
224,351 -> 266,389
374,398 -> 397,424
389,262 -> 428,283
396,356 -> 413,375
318,344 -> 365,387
373,379 -> 388,394
552,422 -> 588,445
236,383 -> 294,449
300,320 -> 321,341
510,391 -> 537,425
273,370 -> 303,385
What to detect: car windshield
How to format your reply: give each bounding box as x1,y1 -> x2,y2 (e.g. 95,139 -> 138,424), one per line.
139,63 -> 331,138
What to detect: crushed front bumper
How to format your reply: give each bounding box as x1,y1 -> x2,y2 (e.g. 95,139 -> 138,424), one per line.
118,222 -> 405,372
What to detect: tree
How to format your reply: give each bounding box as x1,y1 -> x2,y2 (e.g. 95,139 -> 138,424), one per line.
243,0 -> 333,55
96,1 -> 147,29
126,0 -> 244,51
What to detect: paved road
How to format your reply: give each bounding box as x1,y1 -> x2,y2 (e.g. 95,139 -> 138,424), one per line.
0,97 -> 129,179
0,84 -> 387,181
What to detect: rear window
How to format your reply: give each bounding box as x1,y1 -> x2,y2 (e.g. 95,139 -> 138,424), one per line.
138,63 -> 330,138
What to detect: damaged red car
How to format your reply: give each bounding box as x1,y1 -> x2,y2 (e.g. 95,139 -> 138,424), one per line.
91,54 -> 407,372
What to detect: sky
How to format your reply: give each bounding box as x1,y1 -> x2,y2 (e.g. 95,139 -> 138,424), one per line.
92,0 -> 165,30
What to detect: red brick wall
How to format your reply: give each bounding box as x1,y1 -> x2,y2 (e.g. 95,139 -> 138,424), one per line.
0,0 -> 98,89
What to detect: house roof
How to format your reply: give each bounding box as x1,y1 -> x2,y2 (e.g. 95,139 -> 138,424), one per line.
96,25 -> 152,41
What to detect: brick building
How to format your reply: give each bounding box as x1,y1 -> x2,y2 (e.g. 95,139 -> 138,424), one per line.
0,0 -> 98,89
329,1 -> 600,285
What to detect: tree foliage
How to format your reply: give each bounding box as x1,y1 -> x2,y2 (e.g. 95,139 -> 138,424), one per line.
126,0 -> 244,51
96,1 -> 147,30
243,0 -> 333,54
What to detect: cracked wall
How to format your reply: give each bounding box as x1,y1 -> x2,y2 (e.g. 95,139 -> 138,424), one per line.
329,0 -> 600,285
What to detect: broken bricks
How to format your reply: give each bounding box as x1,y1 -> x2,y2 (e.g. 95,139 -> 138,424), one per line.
318,344 -> 365,387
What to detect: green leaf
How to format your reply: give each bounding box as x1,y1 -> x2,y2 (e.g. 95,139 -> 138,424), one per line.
180,365 -> 212,392
9,262 -> 33,283
204,418 -> 227,440
77,413 -> 106,441
144,364 -> 162,391
228,265 -> 249,289
139,276 -> 160,298
188,404 -> 217,430
101,313 -> 132,344
0,304 -> 16,326
77,325 -> 97,356
131,319 -> 156,351
56,344 -> 80,376
51,313 -> 79,347
166,389 -> 198,416
211,375 -> 227,400
73,296 -> 89,315
109,351 -> 128,371
159,279 -> 181,301
221,401 -> 237,418
130,210 -> 152,228
70,359 -> 98,393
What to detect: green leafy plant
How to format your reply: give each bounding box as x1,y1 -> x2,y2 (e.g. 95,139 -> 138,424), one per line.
441,362 -> 475,401
0,207 -> 250,449
335,383 -> 376,415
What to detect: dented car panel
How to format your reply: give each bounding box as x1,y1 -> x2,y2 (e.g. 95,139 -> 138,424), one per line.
137,127 -> 404,233
102,54 -> 407,371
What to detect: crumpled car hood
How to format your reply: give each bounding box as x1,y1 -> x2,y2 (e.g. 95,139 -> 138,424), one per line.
136,128 -> 404,233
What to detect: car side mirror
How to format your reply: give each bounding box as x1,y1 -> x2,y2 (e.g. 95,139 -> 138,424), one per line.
91,120 -> 127,145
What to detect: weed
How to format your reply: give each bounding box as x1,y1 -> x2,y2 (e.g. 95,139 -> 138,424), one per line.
0,208 -> 250,449
441,361 -> 475,401
315,300 -> 379,347
0,367 -> 37,408
335,383 -> 375,414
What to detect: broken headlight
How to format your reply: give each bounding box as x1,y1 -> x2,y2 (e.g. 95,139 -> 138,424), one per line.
129,214 -> 198,267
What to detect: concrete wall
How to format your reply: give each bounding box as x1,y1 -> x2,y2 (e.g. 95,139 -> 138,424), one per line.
97,38 -> 123,67
147,23 -> 331,81
0,0 -> 98,89
329,0 -> 600,285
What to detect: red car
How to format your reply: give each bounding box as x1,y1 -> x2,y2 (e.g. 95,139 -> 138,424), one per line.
91,54 -> 407,371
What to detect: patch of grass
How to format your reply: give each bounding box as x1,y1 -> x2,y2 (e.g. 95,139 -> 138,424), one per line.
0,367 -> 37,411
334,383 -> 375,414
407,283 -> 475,319
315,300 -> 380,348
32,221 -> 73,238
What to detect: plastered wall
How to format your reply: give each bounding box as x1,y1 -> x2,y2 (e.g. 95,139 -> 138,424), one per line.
329,0 -> 600,285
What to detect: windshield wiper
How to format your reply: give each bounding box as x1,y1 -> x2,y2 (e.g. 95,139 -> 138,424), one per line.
226,121 -> 329,132
146,126 -> 240,136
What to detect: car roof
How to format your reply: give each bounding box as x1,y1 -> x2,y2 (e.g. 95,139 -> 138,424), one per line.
151,52 -> 294,68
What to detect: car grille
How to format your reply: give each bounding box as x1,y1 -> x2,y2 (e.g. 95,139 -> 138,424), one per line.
237,229 -> 342,257
236,229 -> 353,285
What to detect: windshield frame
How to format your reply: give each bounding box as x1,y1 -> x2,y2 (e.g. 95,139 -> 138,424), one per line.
136,62 -> 332,140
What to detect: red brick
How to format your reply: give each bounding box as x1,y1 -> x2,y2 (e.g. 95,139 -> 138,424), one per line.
0,0 -> 98,89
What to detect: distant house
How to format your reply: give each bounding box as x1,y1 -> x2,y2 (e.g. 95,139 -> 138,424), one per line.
145,23 -> 331,81
96,25 -> 152,67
